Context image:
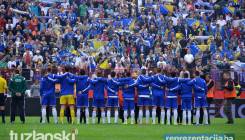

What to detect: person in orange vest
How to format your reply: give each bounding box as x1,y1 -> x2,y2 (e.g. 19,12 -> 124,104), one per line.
205,74 -> 214,124
222,72 -> 236,124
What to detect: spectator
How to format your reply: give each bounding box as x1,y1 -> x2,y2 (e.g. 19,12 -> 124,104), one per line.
157,56 -> 167,69
30,79 -> 40,97
0,0 -> 242,89
7,56 -> 17,69
23,48 -> 33,67
184,49 -> 195,69
33,50 -> 44,64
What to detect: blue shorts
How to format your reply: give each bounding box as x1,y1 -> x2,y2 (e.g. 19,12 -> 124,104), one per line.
138,97 -> 152,106
123,99 -> 135,110
194,97 -> 208,108
107,98 -> 119,107
93,98 -> 105,108
165,97 -> 178,109
41,95 -> 56,106
181,97 -> 192,110
152,95 -> 164,107
76,94 -> 89,107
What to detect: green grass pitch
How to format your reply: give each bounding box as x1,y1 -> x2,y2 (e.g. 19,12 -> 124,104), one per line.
0,117 -> 244,140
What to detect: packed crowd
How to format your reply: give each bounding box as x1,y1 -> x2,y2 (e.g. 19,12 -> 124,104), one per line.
0,0 -> 244,80
0,0 -> 244,125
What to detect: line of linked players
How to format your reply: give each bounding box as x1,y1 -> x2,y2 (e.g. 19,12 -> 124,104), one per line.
40,68 -> 208,125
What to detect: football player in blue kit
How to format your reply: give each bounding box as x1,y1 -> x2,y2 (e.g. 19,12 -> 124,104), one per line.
179,73 -> 193,125
151,69 -> 166,124
119,72 -> 137,124
136,69 -> 153,124
106,71 -> 121,124
72,69 -> 91,124
192,71 -> 208,125
40,68 -> 58,124
164,72 -> 180,125
90,71 -> 107,124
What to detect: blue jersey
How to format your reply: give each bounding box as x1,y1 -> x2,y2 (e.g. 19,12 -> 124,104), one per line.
136,75 -> 152,97
179,78 -> 193,98
107,78 -> 120,98
119,77 -> 137,100
54,73 -> 76,96
58,12 -> 67,21
165,77 -> 180,97
192,77 -> 207,98
65,32 -> 75,40
68,13 -> 77,25
151,74 -> 166,96
73,75 -> 91,94
91,77 -> 107,100
40,74 -> 58,96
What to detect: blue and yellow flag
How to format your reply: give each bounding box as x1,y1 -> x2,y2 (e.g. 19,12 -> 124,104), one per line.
99,59 -> 110,69
122,18 -> 133,28
160,4 -> 174,15
223,6 -> 235,14
89,39 -> 108,50
197,45 -> 209,52
70,49 -> 79,56
129,19 -> 136,31
186,18 -> 200,27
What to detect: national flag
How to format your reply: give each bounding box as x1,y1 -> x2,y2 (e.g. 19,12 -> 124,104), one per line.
197,45 -> 209,51
99,59 -> 110,69
189,43 -> 199,56
129,19 -> 136,31
122,18 -> 133,28
186,18 -> 200,27
89,39 -> 108,50
223,6 -> 235,14
70,49 -> 79,56
160,4 -> 174,15
176,32 -> 183,40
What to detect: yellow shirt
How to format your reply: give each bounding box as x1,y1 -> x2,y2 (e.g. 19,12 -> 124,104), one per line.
0,77 -> 7,93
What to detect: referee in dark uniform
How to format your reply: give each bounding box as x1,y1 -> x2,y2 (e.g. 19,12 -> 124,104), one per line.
9,69 -> 27,124
0,72 -> 7,123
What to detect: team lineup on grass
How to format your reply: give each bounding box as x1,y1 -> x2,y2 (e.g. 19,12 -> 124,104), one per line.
0,118 -> 244,140
4,67 -> 237,126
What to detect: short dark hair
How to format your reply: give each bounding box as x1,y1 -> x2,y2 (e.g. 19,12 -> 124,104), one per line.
111,71 -> 116,78
80,69 -> 86,75
141,69 -> 146,75
97,70 -> 102,77
195,71 -> 200,76
183,72 -> 189,78
126,72 -> 131,77
170,72 -> 176,77
64,66 -> 70,72
47,67 -> 52,73
15,69 -> 20,74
